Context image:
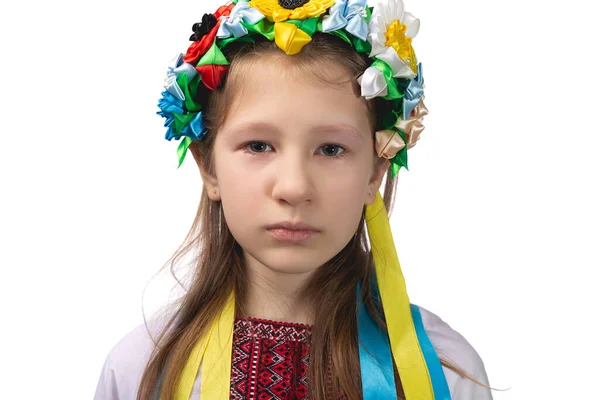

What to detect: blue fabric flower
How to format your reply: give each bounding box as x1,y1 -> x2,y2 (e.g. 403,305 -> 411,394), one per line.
157,90 -> 184,131
402,62 -> 424,120
216,1 -> 265,39
164,53 -> 198,101
157,90 -> 208,142
322,0 -> 368,41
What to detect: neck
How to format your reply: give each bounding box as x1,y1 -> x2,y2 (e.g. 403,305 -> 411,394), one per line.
240,252 -> 315,325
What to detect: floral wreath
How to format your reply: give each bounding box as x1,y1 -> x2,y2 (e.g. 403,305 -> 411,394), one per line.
157,0 -> 427,178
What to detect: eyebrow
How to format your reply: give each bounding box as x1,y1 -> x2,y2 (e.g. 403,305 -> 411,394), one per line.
223,121 -> 365,140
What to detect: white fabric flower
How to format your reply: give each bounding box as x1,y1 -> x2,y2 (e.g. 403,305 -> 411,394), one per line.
368,0 -> 420,79
357,66 -> 388,100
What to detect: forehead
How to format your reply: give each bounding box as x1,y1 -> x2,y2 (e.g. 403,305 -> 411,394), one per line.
220,59 -> 371,138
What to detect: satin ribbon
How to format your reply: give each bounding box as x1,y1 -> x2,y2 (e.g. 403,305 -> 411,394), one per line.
250,0 -> 335,22
358,59 -> 403,101
367,0 -> 420,79
396,100 -> 428,149
172,291 -> 235,400
356,277 -> 396,399
195,41 -> 230,90
374,129 -> 406,159
365,191 -> 434,399
185,4 -> 234,65
217,1 -> 265,39
403,62 -> 424,120
373,99 -> 428,174
168,191 -> 448,399
164,54 -> 197,101
322,0 -> 369,41
410,304 -> 452,400
357,272 -> 452,400
274,20 -> 315,55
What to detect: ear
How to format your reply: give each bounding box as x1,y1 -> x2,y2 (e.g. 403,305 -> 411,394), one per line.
190,144 -> 221,202
365,158 -> 390,205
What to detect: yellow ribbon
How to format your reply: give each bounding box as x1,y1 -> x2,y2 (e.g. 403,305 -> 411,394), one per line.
365,191 -> 433,399
173,291 -> 235,400
172,191 -> 433,399
274,22 -> 312,55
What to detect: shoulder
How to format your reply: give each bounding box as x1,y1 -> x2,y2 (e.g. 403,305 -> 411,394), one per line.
415,304 -> 493,400
93,315 -> 171,400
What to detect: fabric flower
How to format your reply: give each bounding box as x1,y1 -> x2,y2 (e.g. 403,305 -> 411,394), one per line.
217,1 -> 266,39
402,62 -> 424,120
357,59 -> 403,100
164,53 -> 198,101
368,0 -> 420,79
157,90 -> 208,142
249,0 -> 335,22
189,14 -> 218,41
322,0 -> 368,41
185,4 -> 234,64
358,65 -> 387,99
374,99 -> 428,159
396,99 -> 428,148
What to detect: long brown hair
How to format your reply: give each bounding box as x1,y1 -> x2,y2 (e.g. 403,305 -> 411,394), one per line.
138,33 -> 486,400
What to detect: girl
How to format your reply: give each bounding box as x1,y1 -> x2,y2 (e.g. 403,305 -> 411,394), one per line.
94,0 -> 493,399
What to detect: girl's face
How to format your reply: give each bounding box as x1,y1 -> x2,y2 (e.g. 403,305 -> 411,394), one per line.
199,59 -> 388,276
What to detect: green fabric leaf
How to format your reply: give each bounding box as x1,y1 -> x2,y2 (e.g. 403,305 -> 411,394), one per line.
173,112 -> 197,134
187,74 -> 201,99
177,137 -> 193,168
176,73 -> 202,113
390,162 -> 401,178
371,60 -> 404,100
197,41 -> 230,67
218,35 -> 256,48
329,29 -> 352,44
286,18 -> 319,37
390,144 -> 408,178
388,129 -> 408,178
241,19 -> 275,40
352,36 -> 371,54
382,110 -> 400,130
300,18 -> 319,36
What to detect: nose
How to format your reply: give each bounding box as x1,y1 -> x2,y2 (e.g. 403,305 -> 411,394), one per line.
271,151 -> 314,207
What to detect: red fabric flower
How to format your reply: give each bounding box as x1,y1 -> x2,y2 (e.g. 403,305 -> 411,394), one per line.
184,4 -> 234,65
195,64 -> 229,90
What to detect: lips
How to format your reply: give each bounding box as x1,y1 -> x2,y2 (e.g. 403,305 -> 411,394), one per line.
266,221 -> 319,231
267,227 -> 318,243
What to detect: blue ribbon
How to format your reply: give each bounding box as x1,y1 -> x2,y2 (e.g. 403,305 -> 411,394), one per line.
165,54 -> 198,101
216,1 -> 265,39
356,268 -> 451,399
410,304 -> 452,400
157,90 -> 207,142
322,0 -> 369,41
356,280 -> 397,400
402,62 -> 424,120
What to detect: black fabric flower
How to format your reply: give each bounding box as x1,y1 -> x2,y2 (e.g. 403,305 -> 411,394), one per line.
189,14 -> 218,42
278,0 -> 310,9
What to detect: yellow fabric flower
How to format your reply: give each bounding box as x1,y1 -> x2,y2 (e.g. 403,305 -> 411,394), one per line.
249,0 -> 335,22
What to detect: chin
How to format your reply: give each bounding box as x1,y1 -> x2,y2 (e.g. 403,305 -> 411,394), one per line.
262,258 -> 323,275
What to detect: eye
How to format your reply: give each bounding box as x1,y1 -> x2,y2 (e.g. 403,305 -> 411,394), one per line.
318,144 -> 346,158
242,141 -> 347,159
246,141 -> 272,153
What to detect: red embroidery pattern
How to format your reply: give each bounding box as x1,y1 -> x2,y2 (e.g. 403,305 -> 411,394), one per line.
230,316 -> 346,400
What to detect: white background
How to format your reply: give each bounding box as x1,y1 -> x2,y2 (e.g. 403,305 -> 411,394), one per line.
1,0 -> 598,398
